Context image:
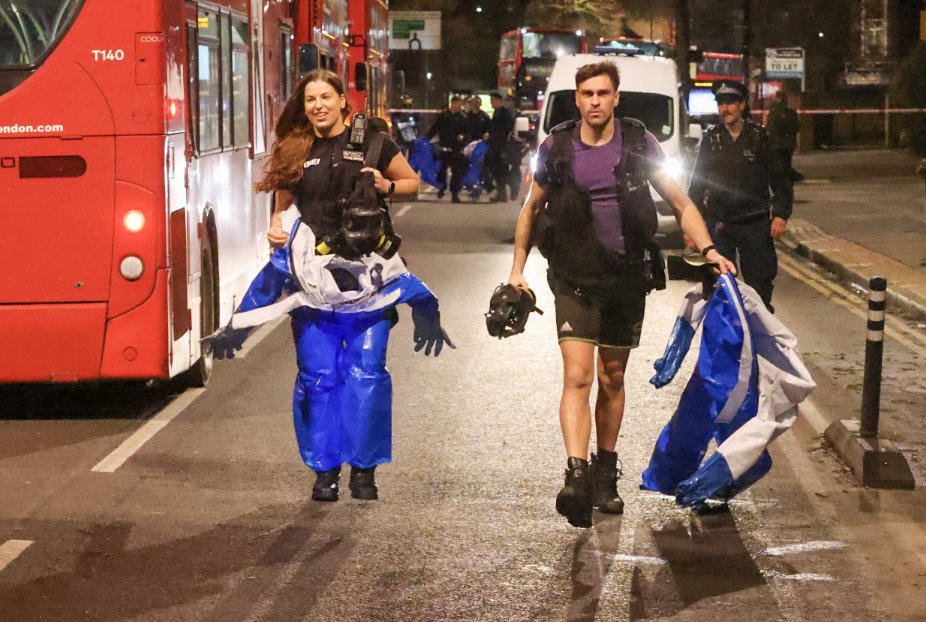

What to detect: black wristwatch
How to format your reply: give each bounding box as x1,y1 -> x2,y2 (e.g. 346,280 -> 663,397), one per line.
701,244 -> 717,258
387,180 -> 395,195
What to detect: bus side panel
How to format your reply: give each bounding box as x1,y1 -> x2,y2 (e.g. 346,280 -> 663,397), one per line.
100,269 -> 170,380
72,0 -> 166,137
0,136 -> 115,305
0,304 -> 106,382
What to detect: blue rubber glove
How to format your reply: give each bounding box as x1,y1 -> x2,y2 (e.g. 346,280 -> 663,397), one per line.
411,308 -> 456,356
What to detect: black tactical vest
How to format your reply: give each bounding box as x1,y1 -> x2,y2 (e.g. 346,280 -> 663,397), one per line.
535,118 -> 657,288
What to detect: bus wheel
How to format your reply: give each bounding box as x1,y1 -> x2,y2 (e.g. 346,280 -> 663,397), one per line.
187,247 -> 217,387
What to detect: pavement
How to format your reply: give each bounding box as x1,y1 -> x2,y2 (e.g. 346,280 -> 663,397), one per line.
776,148 -> 926,488
781,148 -> 926,320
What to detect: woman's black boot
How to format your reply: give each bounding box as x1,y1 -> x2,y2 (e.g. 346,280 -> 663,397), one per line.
349,466 -> 379,500
555,457 -> 592,528
311,466 -> 341,502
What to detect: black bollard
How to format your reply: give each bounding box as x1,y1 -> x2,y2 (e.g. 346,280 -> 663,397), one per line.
859,276 -> 887,438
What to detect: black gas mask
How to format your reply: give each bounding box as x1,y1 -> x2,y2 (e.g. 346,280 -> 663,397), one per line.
317,171 -> 401,260
485,284 -> 543,338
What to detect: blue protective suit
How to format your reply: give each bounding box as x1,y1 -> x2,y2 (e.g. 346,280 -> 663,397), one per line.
407,136 -> 445,191
460,139 -> 490,191
219,208 -> 448,472
641,274 -> 814,509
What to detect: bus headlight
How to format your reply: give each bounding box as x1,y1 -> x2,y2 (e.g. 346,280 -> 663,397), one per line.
661,156 -> 684,181
123,210 -> 146,232
120,256 -> 144,281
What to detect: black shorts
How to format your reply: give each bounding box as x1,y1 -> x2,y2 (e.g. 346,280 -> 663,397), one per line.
549,272 -> 647,349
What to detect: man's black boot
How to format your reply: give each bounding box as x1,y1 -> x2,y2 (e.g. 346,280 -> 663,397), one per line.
590,449 -> 624,514
349,465 -> 379,500
555,457 -> 593,528
311,466 -> 341,502
451,193 -> 462,203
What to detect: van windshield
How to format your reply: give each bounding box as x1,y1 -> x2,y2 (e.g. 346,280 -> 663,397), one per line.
543,90 -> 675,142
0,0 -> 85,93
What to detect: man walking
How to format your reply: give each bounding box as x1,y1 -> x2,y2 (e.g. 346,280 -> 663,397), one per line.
506,62 -> 735,528
688,80 -> 792,311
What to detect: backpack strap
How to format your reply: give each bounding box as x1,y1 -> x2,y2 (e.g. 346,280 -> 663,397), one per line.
363,131 -> 386,169
616,117 -> 650,188
546,119 -> 578,186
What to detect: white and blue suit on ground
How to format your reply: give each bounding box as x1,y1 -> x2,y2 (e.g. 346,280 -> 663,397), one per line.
641,274 -> 815,509
217,207 -> 449,473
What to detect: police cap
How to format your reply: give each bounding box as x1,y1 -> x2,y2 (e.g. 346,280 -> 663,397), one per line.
712,80 -> 747,103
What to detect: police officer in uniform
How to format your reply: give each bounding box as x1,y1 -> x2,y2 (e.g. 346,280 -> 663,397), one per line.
255,69 -> 430,503
486,91 -> 515,202
427,95 -> 469,202
688,80 -> 792,311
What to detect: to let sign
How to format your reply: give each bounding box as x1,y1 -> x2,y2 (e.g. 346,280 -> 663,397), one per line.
766,48 -> 804,79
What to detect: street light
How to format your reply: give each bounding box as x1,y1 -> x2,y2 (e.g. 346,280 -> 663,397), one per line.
425,71 -> 433,108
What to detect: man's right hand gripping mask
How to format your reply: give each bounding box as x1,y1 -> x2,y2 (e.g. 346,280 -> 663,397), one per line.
485,284 -> 543,339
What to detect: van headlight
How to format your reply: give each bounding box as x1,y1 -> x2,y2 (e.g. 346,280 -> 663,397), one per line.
661,156 -> 684,181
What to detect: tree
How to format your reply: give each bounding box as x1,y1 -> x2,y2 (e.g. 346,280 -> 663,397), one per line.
524,0 -> 610,33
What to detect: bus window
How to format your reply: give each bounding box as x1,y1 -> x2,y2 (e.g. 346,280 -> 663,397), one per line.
232,19 -> 250,147
0,0 -> 85,95
249,0 -> 266,155
197,8 -> 221,152
187,21 -> 199,151
521,31 -> 582,59
280,25 -> 293,99
499,32 -> 517,62
221,13 -> 233,149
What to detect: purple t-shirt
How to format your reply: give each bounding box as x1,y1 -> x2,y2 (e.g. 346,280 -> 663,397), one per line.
535,121 -> 665,254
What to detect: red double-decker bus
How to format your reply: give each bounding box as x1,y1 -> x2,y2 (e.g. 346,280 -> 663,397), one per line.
346,0 -> 389,120
0,0 -> 296,385
498,27 -> 587,109
694,51 -> 744,84
293,0 -> 349,86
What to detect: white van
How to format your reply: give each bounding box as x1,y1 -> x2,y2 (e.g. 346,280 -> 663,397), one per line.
529,50 -> 701,243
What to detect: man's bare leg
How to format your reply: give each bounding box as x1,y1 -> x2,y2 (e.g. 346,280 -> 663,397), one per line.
558,339 -> 597,458
590,346 -> 631,514
555,339 -> 597,527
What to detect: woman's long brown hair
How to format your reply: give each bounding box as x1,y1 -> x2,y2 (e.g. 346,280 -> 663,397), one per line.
254,69 -> 353,193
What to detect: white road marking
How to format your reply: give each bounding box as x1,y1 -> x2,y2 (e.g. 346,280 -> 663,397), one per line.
394,204 -> 413,218
91,388 -> 206,473
762,570 -> 835,582
765,540 -> 847,556
0,540 -> 32,572
607,553 -> 666,565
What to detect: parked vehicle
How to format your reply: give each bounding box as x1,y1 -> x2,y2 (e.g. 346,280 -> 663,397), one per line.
0,0 -> 295,384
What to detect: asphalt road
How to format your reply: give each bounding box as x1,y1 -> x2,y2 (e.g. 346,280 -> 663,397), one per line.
1,193 -> 925,621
